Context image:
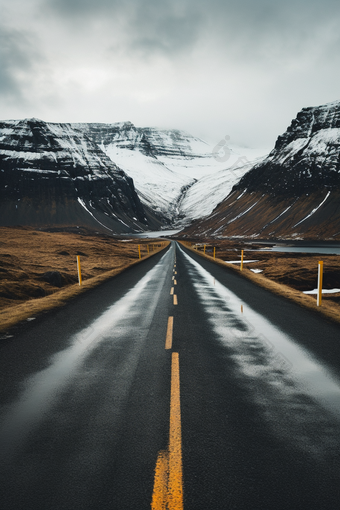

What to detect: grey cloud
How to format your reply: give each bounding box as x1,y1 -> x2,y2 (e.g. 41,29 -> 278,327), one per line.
44,0 -> 120,16
0,25 -> 38,100
45,0 -> 205,55
43,0 -> 340,62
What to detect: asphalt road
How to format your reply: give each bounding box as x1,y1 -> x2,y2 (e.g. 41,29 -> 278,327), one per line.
1,241 -> 340,509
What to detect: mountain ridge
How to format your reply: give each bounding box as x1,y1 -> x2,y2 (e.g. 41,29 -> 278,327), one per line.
0,118 -> 161,232
181,100 -> 340,240
74,121 -> 263,225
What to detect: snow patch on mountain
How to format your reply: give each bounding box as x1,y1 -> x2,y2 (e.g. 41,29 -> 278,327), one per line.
0,118 -> 154,232
103,144 -> 193,220
182,100 -> 340,240
75,121 -> 268,226
177,155 -> 264,223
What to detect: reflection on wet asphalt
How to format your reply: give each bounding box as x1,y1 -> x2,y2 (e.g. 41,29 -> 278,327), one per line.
0,247 -> 173,509
180,245 -> 340,467
1,241 -> 340,509
1,259 -> 168,458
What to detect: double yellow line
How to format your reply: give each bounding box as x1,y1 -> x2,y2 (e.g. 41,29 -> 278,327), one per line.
151,256 -> 183,509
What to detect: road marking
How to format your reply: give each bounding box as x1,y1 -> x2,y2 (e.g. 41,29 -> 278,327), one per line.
165,316 -> 173,350
169,353 -> 183,509
175,271 -> 177,275
174,280 -> 177,285
170,288 -> 174,295
151,353 -> 183,510
172,276 -> 175,280
173,295 -> 178,305
152,451 -> 169,510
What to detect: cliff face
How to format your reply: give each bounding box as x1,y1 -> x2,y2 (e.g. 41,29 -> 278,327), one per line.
74,122 -> 258,225
0,119 -> 158,232
181,101 -> 340,240
73,122 -> 209,159
234,101 -> 340,196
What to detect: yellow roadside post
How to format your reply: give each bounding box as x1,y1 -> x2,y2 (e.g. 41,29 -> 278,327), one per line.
77,255 -> 82,286
213,247 -> 216,259
204,244 -> 206,254
317,261 -> 323,306
138,245 -> 141,259
240,250 -> 244,271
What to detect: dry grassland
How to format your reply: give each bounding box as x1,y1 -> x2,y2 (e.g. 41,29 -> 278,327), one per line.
183,240 -> 340,325
0,226 -> 168,333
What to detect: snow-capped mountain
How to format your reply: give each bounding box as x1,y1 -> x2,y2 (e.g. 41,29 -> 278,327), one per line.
181,101 -> 340,240
234,100 -> 340,196
74,122 -> 265,226
0,117 -> 267,232
0,118 -> 158,232
177,155 -> 264,223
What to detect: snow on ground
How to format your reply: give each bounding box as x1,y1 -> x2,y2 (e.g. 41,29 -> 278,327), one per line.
102,133 -> 268,225
303,288 -> 340,294
178,156 -> 264,222
103,146 -> 193,219
293,191 -> 331,227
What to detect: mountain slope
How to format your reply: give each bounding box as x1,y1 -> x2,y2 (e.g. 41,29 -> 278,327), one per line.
0,119 -> 159,232
176,155 -> 264,223
74,122 -> 264,225
181,101 -> 340,240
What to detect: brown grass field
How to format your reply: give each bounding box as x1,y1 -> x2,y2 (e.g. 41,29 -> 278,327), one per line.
182,240 -> 340,325
1,227 -> 339,334
0,226 -> 168,334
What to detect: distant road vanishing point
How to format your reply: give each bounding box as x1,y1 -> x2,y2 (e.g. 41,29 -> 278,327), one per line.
1,242 -> 340,509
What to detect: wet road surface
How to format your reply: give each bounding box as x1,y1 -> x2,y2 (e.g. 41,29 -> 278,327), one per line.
1,242 -> 340,509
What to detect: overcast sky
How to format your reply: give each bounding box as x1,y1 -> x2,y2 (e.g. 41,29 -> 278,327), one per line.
1,0 -> 340,149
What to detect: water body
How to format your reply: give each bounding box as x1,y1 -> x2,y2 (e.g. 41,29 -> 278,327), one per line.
254,243 -> 340,255
270,245 -> 340,255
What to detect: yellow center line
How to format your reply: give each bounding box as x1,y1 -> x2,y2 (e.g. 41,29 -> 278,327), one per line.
151,353 -> 183,510
168,353 -> 183,509
170,288 -> 174,295
152,450 -> 169,510
173,295 -> 178,305
165,316 -> 173,350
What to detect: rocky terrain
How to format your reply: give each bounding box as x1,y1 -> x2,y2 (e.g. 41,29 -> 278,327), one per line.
0,119 -> 163,233
181,101 -> 340,240
2,101 -> 340,239
74,121 -> 264,225
0,118 -> 263,231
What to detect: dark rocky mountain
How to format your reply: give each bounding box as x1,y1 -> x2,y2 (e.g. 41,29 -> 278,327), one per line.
234,100 -> 340,196
0,118 -> 262,232
0,118 -> 163,232
181,101 -> 340,240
